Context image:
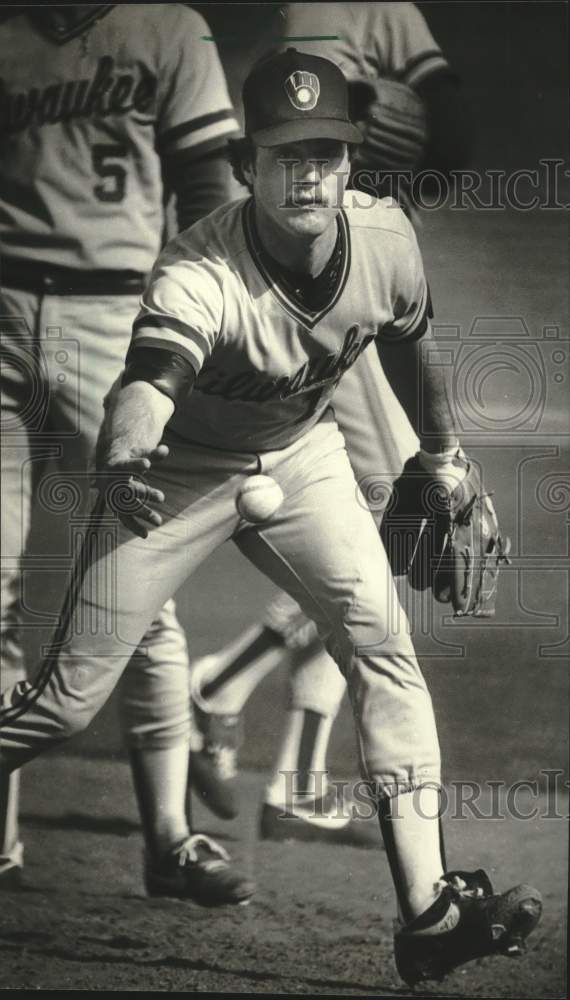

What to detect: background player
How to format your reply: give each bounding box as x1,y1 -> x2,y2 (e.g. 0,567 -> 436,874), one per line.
0,49 -> 542,987
188,1 -> 473,837
0,3 -> 254,904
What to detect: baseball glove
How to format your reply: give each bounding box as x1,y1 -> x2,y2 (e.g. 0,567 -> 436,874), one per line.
380,452 -> 511,617
350,77 -> 429,173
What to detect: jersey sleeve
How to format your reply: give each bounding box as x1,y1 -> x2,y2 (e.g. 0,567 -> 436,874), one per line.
155,6 -> 239,160
281,3 -> 450,87
131,243 -> 224,376
374,3 -> 450,88
378,211 -> 432,344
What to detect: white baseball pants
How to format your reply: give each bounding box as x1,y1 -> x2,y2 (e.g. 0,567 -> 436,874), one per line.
0,412 -> 441,795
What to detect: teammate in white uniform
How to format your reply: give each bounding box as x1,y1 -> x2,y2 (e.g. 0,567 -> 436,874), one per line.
0,4 -> 254,904
0,49 -> 541,986
188,1 -> 472,837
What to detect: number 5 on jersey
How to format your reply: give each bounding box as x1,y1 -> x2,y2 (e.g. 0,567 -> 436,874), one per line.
92,143 -> 127,203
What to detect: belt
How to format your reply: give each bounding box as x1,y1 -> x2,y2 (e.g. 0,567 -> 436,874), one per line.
1,258 -> 147,296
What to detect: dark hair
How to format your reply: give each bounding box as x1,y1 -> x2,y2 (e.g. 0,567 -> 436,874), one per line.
227,137 -> 257,193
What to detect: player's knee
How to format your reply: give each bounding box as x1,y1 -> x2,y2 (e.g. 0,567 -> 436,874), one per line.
58,718 -> 83,739
119,691 -> 191,747
328,608 -> 415,669
58,706 -> 93,739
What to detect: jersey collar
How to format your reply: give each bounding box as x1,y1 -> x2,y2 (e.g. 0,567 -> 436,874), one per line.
242,198 -> 351,330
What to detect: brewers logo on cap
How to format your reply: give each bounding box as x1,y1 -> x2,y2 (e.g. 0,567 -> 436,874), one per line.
243,50 -> 362,145
284,71 -> 320,111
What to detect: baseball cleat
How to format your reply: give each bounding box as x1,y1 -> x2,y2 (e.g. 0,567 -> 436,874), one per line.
394,869 -> 543,987
144,834 -> 255,907
0,841 -> 24,889
259,786 -> 377,847
189,694 -> 242,820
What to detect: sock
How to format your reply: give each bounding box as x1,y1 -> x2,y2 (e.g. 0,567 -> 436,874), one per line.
264,708 -> 333,807
379,785 -> 446,924
129,744 -> 190,864
193,624 -> 287,716
0,770 -> 21,863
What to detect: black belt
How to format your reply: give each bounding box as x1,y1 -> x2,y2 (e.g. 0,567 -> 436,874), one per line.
0,258 -> 147,296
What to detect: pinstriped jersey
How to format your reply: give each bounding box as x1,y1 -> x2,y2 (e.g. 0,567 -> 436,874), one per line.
281,2 -> 449,87
0,5 -> 238,271
132,192 -> 430,452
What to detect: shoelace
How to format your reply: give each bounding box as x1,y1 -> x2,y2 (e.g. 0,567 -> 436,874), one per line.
439,876 -> 522,948
176,834 -> 231,870
436,875 -> 486,899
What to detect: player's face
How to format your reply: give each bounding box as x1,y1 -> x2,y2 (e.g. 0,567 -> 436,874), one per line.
248,139 -> 350,240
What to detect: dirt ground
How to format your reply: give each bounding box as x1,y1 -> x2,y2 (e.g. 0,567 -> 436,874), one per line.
0,756 -> 566,996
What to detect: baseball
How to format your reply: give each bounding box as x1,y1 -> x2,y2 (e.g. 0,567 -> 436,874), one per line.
236,475 -> 284,523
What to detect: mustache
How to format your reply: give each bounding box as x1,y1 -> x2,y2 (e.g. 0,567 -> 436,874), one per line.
284,189 -> 327,207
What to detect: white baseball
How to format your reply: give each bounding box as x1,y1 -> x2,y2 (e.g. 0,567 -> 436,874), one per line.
236,475 -> 284,523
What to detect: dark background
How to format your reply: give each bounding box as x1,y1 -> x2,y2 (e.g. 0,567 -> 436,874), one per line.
195,1 -> 569,181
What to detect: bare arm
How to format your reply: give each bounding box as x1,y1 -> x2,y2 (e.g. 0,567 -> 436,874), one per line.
95,382 -> 175,538
98,381 -> 174,466
376,328 -> 458,453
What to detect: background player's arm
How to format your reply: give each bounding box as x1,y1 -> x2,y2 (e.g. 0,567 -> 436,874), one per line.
346,3 -> 472,184
157,6 -> 238,233
163,147 -> 233,232
392,2 -> 473,175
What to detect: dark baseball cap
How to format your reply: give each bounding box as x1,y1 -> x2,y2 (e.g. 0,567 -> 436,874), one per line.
243,48 -> 363,147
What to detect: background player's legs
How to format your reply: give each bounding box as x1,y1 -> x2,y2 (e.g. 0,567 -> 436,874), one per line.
118,599 -> 192,862
0,290 -> 46,884
265,641 -> 346,805
190,590 -> 354,832
0,431 -> 29,882
189,621 -> 285,819
189,591 -> 348,823
191,622 -> 289,717
41,293 -> 197,871
235,417 -> 444,919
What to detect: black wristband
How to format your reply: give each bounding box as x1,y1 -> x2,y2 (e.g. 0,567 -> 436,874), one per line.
122,347 -> 196,408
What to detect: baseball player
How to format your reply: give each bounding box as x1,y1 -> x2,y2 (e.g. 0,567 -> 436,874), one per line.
0,49 -> 541,986
0,3 -> 255,905
188,1 -> 473,837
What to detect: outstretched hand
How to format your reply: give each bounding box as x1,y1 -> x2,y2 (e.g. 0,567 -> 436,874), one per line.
95,444 -> 170,538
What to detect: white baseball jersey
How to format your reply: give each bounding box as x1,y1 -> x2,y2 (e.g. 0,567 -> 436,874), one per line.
281,2 -> 449,86
0,5 -> 238,272
132,192 -> 431,451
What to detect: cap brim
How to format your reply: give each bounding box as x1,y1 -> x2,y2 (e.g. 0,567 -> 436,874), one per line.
252,118 -> 363,147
